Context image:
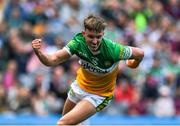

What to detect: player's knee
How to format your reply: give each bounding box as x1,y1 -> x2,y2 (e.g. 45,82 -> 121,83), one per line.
57,119 -> 67,125
57,118 -> 76,125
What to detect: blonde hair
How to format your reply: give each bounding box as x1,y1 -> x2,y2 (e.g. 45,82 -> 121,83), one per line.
84,15 -> 107,32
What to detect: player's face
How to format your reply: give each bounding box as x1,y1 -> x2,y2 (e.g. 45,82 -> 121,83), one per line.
82,29 -> 104,52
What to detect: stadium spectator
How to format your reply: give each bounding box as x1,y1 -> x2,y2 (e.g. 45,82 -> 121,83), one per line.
153,85 -> 175,117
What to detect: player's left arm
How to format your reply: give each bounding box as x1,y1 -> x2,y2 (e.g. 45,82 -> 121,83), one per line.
126,47 -> 144,69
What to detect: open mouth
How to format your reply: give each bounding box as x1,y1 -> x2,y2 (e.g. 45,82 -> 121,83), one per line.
90,46 -> 98,51
88,45 -> 100,54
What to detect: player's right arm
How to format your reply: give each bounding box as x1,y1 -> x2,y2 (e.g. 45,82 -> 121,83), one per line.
32,39 -> 71,66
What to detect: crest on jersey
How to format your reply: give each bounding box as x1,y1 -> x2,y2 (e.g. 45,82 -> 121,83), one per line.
104,61 -> 111,67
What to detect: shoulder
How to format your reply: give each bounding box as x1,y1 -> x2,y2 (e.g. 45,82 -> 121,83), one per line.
102,37 -> 121,48
66,33 -> 84,47
73,33 -> 86,43
65,33 -> 86,55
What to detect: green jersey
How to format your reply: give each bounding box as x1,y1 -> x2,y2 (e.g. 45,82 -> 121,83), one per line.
64,33 -> 132,97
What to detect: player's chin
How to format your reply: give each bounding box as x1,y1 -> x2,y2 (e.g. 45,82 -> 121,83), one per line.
90,47 -> 97,51
92,48 -> 99,52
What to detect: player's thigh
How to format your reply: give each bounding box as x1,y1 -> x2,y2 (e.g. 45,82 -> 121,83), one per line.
58,99 -> 96,125
62,98 -> 76,116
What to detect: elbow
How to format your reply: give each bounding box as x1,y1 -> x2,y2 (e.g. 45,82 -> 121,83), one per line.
45,60 -> 59,66
127,48 -> 144,69
44,63 -> 53,67
41,61 -> 53,66
133,47 -> 144,60
41,58 -> 58,66
139,49 -> 144,60
44,55 -> 60,66
131,47 -> 144,60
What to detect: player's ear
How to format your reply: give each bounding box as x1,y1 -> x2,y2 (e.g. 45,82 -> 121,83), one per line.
102,31 -> 104,36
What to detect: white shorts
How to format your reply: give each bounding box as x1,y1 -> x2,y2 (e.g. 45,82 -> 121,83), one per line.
68,80 -> 112,112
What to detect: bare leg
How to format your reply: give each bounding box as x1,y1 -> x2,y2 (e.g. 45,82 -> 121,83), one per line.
62,98 -> 76,115
57,100 -> 96,125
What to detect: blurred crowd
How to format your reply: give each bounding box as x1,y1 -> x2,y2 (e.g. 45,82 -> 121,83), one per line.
0,0 -> 179,117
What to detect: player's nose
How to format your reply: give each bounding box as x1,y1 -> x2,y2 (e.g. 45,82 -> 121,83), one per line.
92,38 -> 98,45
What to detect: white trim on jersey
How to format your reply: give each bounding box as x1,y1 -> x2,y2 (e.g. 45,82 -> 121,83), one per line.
63,47 -> 72,56
128,46 -> 133,59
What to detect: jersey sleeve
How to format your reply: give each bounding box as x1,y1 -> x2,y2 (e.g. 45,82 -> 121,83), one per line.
112,43 -> 132,61
119,44 -> 132,60
64,40 -> 79,55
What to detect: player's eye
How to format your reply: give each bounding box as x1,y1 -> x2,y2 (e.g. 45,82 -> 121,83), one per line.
96,35 -> 102,39
88,35 -> 95,39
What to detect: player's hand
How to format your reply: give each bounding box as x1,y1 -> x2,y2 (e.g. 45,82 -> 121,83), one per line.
32,39 -> 42,51
126,59 -> 139,69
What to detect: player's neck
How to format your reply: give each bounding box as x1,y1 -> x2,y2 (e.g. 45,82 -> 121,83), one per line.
88,46 -> 100,55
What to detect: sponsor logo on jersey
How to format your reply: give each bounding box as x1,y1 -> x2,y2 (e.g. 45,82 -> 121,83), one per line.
79,60 -> 117,74
104,61 -> 112,66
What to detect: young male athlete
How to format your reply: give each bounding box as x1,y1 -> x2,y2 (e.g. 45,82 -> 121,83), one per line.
32,15 -> 144,125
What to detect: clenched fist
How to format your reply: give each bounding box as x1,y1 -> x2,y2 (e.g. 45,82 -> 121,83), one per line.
32,39 -> 42,50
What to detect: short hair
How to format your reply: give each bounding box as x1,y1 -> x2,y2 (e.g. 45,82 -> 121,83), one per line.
84,14 -> 107,32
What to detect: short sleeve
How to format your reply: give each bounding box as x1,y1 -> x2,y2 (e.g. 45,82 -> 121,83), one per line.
119,45 -> 132,60
64,40 -> 79,55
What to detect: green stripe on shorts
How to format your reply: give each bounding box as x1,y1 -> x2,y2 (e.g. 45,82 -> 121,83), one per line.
69,87 -> 75,96
96,96 -> 113,112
